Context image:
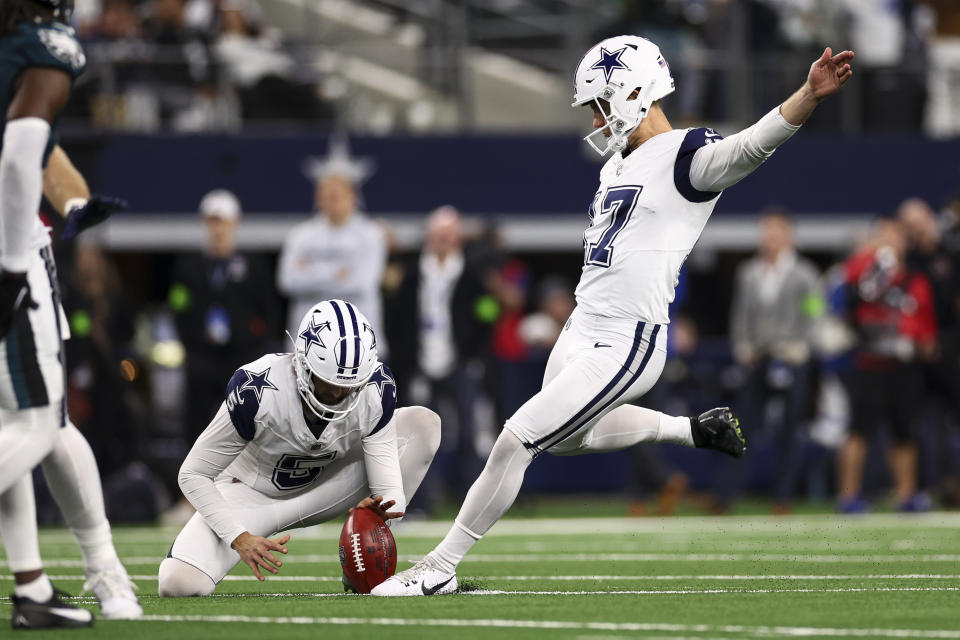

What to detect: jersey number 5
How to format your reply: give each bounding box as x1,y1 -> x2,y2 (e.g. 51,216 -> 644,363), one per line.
272,452 -> 337,490
584,185 -> 643,268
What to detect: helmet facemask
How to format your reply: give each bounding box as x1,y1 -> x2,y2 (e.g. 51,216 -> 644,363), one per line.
290,299 -> 379,423
293,350 -> 366,422
576,81 -> 660,156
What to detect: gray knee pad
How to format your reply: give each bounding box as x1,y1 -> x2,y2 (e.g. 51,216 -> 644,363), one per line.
158,557 -> 216,597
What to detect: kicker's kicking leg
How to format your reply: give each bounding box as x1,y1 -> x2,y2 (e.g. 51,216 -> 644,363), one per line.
551,405 -> 745,458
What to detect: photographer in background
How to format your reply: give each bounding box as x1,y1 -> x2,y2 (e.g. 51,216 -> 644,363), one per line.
836,218 -> 937,513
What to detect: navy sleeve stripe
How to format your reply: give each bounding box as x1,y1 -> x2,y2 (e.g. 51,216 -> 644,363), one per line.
368,364 -> 397,436
225,369 -> 259,440
674,127 -> 723,203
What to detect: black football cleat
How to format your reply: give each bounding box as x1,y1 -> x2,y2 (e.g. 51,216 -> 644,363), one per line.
10,589 -> 94,630
691,407 -> 746,458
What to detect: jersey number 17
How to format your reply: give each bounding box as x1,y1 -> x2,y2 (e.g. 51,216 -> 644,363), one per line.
584,185 -> 643,268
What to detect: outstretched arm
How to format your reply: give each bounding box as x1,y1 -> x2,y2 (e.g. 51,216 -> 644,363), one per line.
43,144 -> 89,216
43,144 -> 128,239
688,47 -> 854,193
780,47 -> 854,126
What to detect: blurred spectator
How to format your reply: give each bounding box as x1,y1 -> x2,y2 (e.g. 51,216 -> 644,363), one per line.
277,163 -> 386,344
215,0 -> 329,122
719,212 -> 822,512
387,206 -> 491,498
487,252 -> 534,423
519,276 -> 575,353
168,190 -> 278,440
142,0 -> 222,129
836,218 -> 937,512
842,0 -> 929,130
898,198 -> 960,502
62,242 -> 142,477
924,0 -> 960,136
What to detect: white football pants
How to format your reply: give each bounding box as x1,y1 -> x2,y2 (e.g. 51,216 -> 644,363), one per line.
505,307 -> 667,454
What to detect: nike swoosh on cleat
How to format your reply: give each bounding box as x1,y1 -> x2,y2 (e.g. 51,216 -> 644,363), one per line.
420,576 -> 454,596
594,342 -> 611,348
48,607 -> 93,622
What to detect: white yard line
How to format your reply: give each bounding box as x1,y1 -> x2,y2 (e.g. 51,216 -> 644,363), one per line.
6,552 -> 960,568
123,614 -> 960,638
2,587 -> 956,599
26,513 -> 960,544
5,574 -> 958,583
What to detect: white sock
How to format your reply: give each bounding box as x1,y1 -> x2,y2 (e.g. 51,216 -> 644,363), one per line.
40,423 -> 119,572
429,521 -> 482,574
15,574 -> 54,602
657,413 -> 695,447
0,475 -> 42,573
427,430 -> 533,574
559,406 -> 694,453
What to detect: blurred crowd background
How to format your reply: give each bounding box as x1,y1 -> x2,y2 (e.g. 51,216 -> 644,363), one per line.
31,0 -> 960,523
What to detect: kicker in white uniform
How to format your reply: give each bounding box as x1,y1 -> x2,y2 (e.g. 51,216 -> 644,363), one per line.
373,34 -> 855,596
158,299 -> 440,596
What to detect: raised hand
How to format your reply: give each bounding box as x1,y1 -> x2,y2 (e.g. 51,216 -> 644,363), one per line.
61,194 -> 128,240
230,531 -> 291,581
353,494 -> 404,521
806,47 -> 854,101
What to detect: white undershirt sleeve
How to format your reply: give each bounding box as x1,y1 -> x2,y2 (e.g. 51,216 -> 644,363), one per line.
361,417 -> 406,524
0,118 -> 50,273
177,403 -> 250,545
689,106 -> 801,193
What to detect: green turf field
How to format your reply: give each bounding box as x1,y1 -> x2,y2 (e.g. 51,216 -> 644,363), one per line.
2,512 -> 959,639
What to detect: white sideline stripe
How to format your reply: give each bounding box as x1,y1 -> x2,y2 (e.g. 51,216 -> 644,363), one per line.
130,614 -> 960,638
26,513 -> 960,544
8,553 -> 960,568
464,587 -> 960,595
3,587 -> 955,599
6,574 -> 959,583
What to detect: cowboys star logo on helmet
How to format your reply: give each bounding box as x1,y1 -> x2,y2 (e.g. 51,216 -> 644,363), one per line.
298,318 -> 328,358
589,46 -> 630,84
293,300 -> 378,421
572,35 -> 676,155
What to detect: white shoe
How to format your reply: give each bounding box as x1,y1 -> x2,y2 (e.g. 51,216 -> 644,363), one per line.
83,562 -> 143,619
370,558 -> 457,597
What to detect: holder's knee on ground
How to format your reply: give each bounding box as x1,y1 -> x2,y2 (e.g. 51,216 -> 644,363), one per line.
158,557 -> 215,597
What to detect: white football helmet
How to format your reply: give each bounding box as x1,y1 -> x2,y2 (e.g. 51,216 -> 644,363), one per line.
572,35 -> 675,155
293,299 -> 379,421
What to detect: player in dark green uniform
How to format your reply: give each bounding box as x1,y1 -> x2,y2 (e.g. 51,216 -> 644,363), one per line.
0,0 -> 134,629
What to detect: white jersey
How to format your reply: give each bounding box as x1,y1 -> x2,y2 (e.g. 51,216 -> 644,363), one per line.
575,127 -> 723,324
222,352 -> 396,499
575,106 -> 802,324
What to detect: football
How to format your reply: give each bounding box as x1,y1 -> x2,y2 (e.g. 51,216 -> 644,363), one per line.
338,507 -> 397,594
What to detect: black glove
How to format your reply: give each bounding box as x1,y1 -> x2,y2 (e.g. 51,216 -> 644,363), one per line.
0,272 -> 38,340
61,194 -> 128,240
